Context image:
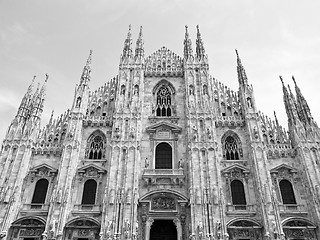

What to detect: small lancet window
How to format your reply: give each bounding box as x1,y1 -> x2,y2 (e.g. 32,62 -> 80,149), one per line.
189,85 -> 195,95
76,97 -> 81,108
120,85 -> 126,95
156,86 -> 172,117
134,85 -> 139,96
224,136 -> 240,160
88,135 -> 104,159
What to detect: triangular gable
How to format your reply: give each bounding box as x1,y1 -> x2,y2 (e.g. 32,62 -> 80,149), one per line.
270,164 -> 298,174
145,47 -> 183,77
78,163 -> 107,174
30,163 -> 58,174
146,121 -> 182,134
221,164 -> 250,174
145,46 -> 182,61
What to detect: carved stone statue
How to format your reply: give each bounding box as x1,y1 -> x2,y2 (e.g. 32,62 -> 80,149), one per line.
145,157 -> 149,168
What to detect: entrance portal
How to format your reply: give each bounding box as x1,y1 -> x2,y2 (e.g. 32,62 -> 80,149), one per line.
150,220 -> 177,240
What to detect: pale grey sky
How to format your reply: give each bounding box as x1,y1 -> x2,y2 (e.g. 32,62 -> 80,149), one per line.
0,0 -> 320,140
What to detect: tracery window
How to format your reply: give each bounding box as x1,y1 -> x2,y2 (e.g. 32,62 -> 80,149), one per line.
81,179 -> 97,205
31,179 -> 49,204
156,86 -> 172,117
155,142 -> 172,169
279,179 -> 296,204
87,134 -> 105,159
224,136 -> 240,160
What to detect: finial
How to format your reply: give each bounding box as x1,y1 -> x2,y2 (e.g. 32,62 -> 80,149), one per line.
127,24 -> 132,38
292,75 -> 297,86
45,73 -> 49,82
86,50 -> 93,66
33,75 -> 36,82
235,49 -> 239,58
196,25 -> 201,37
279,76 -> 284,85
274,111 -> 279,125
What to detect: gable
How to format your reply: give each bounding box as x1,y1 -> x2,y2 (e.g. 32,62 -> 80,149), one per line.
30,163 -> 58,177
146,121 -> 182,135
145,46 -> 183,77
78,164 -> 107,177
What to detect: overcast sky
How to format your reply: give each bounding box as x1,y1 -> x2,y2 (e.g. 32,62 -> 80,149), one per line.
0,0 -> 320,140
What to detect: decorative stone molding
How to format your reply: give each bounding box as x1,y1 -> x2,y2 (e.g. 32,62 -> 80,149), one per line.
77,164 -> 107,182
29,164 -> 58,182
215,116 -> 245,128
142,169 -> 185,186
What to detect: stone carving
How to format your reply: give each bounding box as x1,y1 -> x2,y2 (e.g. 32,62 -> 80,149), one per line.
197,222 -> 204,239
145,157 -> 149,168
152,197 -> 176,210
178,158 -> 184,169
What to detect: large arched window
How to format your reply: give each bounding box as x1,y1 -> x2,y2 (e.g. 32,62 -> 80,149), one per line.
279,180 -> 296,204
31,179 -> 49,204
88,135 -> 104,159
156,86 -> 172,117
231,180 -> 246,206
82,179 -> 97,205
155,143 -> 172,169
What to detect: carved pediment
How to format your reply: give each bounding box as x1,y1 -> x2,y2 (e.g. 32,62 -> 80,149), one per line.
270,164 -> 298,178
221,164 -> 250,179
146,122 -> 182,134
30,164 -> 58,177
77,164 -> 107,178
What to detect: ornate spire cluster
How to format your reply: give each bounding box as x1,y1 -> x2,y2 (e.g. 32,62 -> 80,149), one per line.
195,25 -> 206,60
86,76 -> 118,120
281,76 -> 316,127
135,26 -> 144,59
120,25 -> 145,64
183,25 -> 193,60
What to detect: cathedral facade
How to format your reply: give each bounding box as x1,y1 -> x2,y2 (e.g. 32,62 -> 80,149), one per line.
0,25 -> 319,240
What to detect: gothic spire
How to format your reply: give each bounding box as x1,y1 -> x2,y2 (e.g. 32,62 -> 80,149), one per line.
122,25 -> 133,60
80,50 -> 92,86
135,26 -> 144,59
184,25 -> 193,59
280,76 -> 298,124
196,25 -> 205,59
292,76 -> 314,125
16,75 -> 36,120
235,49 -> 248,86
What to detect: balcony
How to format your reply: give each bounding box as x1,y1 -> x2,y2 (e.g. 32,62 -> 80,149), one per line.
72,204 -> 102,215
279,204 -> 308,215
226,204 -> 256,216
20,204 -> 49,215
142,169 -> 185,185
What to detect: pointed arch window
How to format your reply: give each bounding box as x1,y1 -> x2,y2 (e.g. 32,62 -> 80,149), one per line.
279,180 -> 296,204
155,143 -> 172,169
156,86 -> 172,117
224,136 -> 240,160
31,179 -> 49,205
81,179 -> 97,205
87,135 -> 105,159
231,180 -> 246,206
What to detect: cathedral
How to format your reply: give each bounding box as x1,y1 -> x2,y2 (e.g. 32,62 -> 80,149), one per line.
0,25 -> 320,240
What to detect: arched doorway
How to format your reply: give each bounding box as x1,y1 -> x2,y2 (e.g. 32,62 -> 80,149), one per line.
150,220 -> 177,240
